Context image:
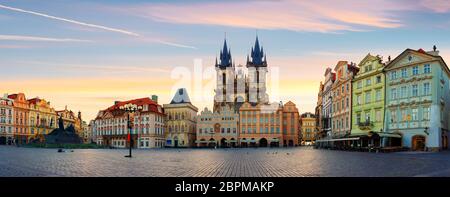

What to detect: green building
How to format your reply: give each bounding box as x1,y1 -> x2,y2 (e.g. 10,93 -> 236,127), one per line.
351,54 -> 390,147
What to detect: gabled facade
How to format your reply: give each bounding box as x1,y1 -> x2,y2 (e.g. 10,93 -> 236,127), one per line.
27,97 -> 57,142
94,96 -> 163,148
331,61 -> 359,138
300,112 -> 317,145
321,68 -> 335,138
0,94 -> 14,145
8,93 -> 29,144
351,54 -> 390,146
164,88 -> 198,148
196,106 -> 239,148
384,48 -> 450,151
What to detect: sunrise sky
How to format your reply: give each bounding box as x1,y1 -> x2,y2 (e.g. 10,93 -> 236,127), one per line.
1,0 -> 450,121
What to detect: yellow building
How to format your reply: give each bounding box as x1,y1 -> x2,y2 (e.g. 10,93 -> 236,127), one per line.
300,112 -> 317,145
28,97 -> 58,142
163,88 -> 198,147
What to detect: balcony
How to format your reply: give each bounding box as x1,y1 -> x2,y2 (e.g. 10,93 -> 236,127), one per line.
358,121 -> 373,130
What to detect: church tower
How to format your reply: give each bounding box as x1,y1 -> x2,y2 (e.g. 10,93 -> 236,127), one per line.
214,38 -> 237,112
246,36 -> 269,104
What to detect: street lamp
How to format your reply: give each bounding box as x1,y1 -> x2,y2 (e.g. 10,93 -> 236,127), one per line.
119,103 -> 142,158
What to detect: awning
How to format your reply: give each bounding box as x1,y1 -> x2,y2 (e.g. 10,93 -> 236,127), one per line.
316,137 -> 360,142
270,138 -> 279,142
195,140 -> 208,143
248,139 -> 256,143
240,139 -> 247,142
227,139 -> 237,143
379,133 -> 402,138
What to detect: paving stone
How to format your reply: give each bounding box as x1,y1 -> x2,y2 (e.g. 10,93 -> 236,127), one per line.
1,146 -> 450,177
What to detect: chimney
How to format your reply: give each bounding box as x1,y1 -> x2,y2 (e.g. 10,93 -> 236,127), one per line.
151,95 -> 158,103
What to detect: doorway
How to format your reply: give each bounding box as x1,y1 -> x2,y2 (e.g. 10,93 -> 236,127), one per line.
412,135 -> 426,151
259,138 -> 268,147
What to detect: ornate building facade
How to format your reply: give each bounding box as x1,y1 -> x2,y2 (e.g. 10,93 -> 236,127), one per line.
0,94 -> 14,145
321,68 -> 335,139
196,106 -> 239,147
331,61 -> 359,138
94,96 -> 163,148
384,48 -> 450,151
8,93 -> 29,144
164,88 -> 198,148
300,112 -> 317,145
27,97 -> 57,142
351,54 -> 397,148
239,101 -> 299,147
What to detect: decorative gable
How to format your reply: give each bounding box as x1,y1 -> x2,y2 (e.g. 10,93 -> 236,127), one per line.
386,49 -> 435,70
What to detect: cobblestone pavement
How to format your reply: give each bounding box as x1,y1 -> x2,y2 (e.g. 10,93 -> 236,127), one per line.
1,146 -> 450,177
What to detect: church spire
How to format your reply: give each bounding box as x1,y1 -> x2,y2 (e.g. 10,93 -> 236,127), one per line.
249,35 -> 266,66
217,38 -> 232,68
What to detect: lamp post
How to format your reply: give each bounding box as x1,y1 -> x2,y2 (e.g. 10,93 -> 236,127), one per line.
119,103 -> 142,158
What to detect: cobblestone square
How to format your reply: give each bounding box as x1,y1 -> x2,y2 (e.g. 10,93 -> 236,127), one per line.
1,146 -> 450,177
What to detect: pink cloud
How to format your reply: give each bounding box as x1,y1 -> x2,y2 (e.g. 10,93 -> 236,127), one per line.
127,0 -> 410,33
420,0 -> 450,13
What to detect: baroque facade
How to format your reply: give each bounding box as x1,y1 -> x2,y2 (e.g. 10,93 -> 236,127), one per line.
300,112 -> 316,145
94,96 -> 163,148
8,93 -> 29,144
196,106 -> 239,147
331,61 -> 359,138
27,97 -> 57,142
164,88 -> 198,148
0,94 -> 14,145
239,101 -> 299,147
384,48 -> 450,151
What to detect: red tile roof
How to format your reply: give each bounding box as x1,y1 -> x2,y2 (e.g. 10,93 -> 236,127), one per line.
7,94 -> 18,99
105,97 -> 163,115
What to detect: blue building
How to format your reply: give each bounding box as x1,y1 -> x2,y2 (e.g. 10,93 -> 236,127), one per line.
384,47 -> 450,151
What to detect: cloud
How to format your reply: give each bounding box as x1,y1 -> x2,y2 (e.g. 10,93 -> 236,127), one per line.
0,4 -> 140,36
0,3 -> 197,49
131,0 -> 408,33
420,0 -> 450,13
0,34 -> 91,42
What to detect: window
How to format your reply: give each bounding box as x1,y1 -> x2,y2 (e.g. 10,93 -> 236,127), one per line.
365,112 -> 370,122
366,78 -> 371,86
391,88 -> 397,100
423,107 -> 430,120
412,84 -> 418,97
412,108 -> 418,121
401,68 -> 407,78
424,64 -> 431,73
400,86 -> 407,98
423,82 -> 430,95
412,66 -> 419,75
376,90 -> 381,101
365,92 -> 371,104
356,95 -> 361,105
376,76 -> 382,83
357,81 -> 362,89
390,71 -> 397,80
376,110 -> 381,122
